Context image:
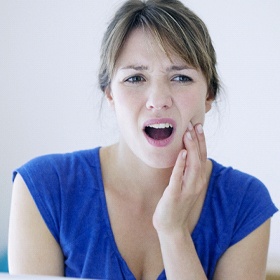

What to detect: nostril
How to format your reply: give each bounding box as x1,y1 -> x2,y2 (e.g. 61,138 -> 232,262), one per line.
146,96 -> 173,110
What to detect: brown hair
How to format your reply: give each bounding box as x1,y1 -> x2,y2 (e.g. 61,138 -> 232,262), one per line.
98,0 -> 220,100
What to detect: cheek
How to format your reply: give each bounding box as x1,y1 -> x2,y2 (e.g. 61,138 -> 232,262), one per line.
111,82 -> 142,106
179,93 -> 205,111
114,94 -> 142,114
112,93 -> 143,128
178,93 -> 207,123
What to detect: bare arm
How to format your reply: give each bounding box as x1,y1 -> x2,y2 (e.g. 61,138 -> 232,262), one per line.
153,123 -> 208,279
213,219 -> 270,280
153,123 -> 270,279
157,229 -> 207,280
8,174 -> 64,276
157,220 -> 270,280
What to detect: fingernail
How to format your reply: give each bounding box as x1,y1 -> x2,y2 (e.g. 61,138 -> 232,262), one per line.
187,131 -> 192,140
182,150 -> 187,159
196,124 -> 203,134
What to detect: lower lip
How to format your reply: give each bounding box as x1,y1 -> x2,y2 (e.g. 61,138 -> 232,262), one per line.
144,132 -> 175,147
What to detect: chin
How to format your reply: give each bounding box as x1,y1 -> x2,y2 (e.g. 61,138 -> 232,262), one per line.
141,150 -> 178,169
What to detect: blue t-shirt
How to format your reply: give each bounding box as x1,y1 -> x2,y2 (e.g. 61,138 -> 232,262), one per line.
13,147 -> 278,280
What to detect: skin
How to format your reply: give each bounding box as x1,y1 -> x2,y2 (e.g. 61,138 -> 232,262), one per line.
107,29 -> 211,169
8,28 -> 270,279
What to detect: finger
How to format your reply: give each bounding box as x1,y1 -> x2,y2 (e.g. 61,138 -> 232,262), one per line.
185,123 -> 207,164
182,130 -> 208,199
183,123 -> 200,169
185,122 -> 200,155
169,149 -> 187,193
182,130 -> 201,185
195,123 -> 207,163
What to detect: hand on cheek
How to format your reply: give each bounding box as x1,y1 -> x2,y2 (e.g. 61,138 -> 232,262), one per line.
184,122 -> 207,165
182,122 -> 207,195
153,123 -> 208,234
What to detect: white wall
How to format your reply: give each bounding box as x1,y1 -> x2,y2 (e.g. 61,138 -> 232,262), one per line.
1,0 -> 279,271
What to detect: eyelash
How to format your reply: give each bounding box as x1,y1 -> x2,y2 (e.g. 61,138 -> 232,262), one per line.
125,75 -> 145,84
172,75 -> 193,83
124,75 -> 193,84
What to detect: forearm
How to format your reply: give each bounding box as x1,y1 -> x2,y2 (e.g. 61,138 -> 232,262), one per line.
158,229 -> 207,280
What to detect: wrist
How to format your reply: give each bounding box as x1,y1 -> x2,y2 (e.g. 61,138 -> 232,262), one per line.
156,227 -> 191,246
157,227 -> 207,280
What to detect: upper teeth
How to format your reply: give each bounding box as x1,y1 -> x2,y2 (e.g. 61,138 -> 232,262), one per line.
147,123 -> 173,129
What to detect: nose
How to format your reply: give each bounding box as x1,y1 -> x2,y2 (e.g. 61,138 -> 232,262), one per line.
145,83 -> 173,110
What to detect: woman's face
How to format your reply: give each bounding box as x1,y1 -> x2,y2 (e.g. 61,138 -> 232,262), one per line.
106,28 -> 212,168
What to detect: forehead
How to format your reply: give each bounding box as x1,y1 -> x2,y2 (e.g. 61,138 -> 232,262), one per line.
115,28 -> 189,69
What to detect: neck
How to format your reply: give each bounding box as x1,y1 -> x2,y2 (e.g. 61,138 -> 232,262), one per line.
100,143 -> 173,198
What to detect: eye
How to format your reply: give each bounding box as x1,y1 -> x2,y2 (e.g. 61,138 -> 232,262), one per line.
172,75 -> 193,83
125,75 -> 145,84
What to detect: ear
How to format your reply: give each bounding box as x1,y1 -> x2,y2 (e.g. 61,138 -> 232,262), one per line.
105,86 -> 115,109
205,95 -> 213,113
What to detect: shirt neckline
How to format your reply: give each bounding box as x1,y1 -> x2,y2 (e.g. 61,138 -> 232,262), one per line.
94,147 -> 218,279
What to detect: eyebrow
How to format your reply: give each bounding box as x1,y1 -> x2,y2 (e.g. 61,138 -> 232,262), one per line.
120,64 -> 193,71
167,65 -> 193,71
120,65 -> 148,71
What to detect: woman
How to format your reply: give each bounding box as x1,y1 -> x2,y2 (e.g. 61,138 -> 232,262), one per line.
8,0 -> 278,279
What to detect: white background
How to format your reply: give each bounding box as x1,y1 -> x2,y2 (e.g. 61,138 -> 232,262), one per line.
1,0 -> 279,271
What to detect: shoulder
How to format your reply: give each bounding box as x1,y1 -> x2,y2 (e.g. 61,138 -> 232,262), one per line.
13,147 -> 101,182
9,174 -> 64,276
12,146 -> 103,207
11,147 -> 103,243
210,159 -> 269,199
208,159 -> 278,245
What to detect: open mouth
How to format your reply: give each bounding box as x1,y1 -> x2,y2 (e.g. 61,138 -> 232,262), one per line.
144,123 -> 173,140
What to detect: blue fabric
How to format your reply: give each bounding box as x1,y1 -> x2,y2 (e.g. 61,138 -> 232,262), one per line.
13,147 -> 278,280
0,250 -> 8,272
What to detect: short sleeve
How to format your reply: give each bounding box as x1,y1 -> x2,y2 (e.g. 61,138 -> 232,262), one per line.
230,177 -> 278,246
13,155 -> 62,243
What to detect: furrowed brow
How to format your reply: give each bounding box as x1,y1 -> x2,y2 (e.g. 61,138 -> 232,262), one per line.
167,65 -> 193,72
120,65 -> 148,71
